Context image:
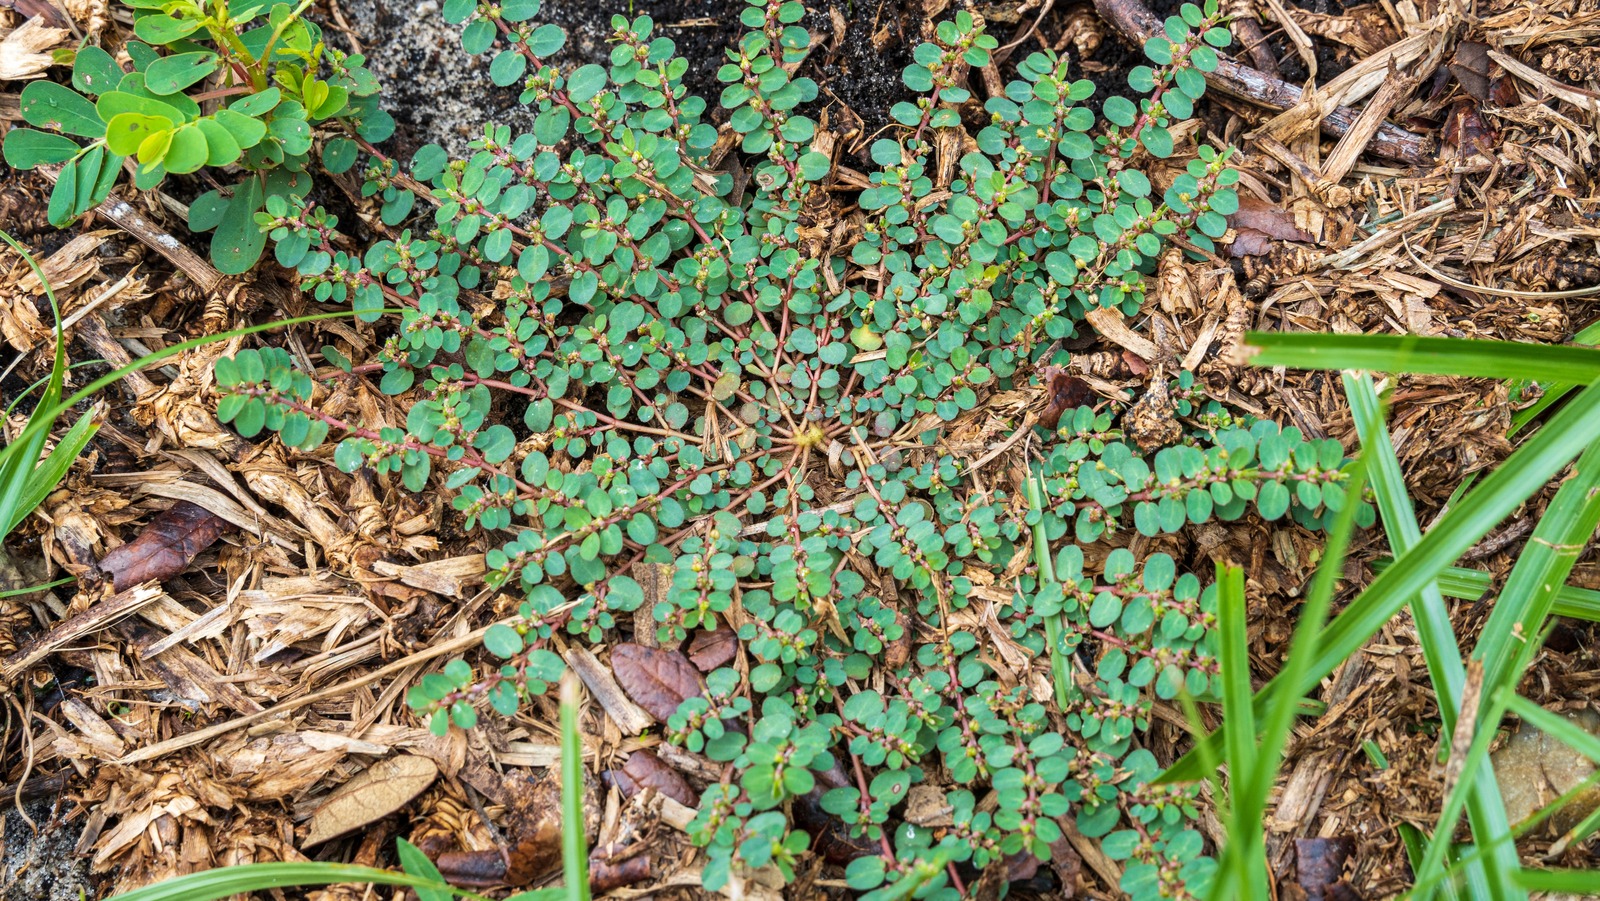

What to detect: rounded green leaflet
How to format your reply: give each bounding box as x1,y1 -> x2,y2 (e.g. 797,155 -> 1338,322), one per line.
19,81 -> 104,138
72,45 -> 124,96
1256,480 -> 1291,520
490,49 -> 527,87
133,13 -> 202,45
525,22 -> 565,55
194,118 -> 242,167
229,87 -> 281,118
3,129 -> 81,169
212,175 -> 267,275
143,52 -> 220,96
95,90 -> 184,127
104,112 -> 169,157
500,0 -> 541,21
1140,125 -> 1174,158
320,136 -> 358,173
162,123 -> 209,174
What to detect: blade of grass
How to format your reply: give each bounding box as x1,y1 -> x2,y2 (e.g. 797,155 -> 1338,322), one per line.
1212,561 -> 1266,898
1412,445 -> 1600,895
1367,561 -> 1600,622
0,576 -> 76,599
1345,374 -> 1516,899
1242,333 -> 1600,384
0,307 -> 394,497
1028,470 -> 1074,707
560,673 -> 591,901
1504,695 -> 1600,762
1216,460 -> 1369,896
1162,376 -> 1600,783
1472,441 -> 1600,713
0,230 -> 70,541
2,411 -> 98,537
1508,318 -> 1600,436
1514,869 -> 1600,892
1417,438 -> 1600,899
102,861 -> 549,901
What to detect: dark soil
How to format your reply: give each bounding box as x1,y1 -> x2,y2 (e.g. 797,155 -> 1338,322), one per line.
2,803 -> 93,901
338,0 -> 1281,163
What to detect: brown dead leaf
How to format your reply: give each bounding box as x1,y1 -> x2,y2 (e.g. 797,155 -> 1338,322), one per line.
1037,366 -> 1093,430
590,851 -> 652,893
687,625 -> 738,672
1295,836 -> 1358,901
303,754 -> 439,847
1049,833 -> 1083,897
1441,100 -> 1496,161
1229,195 -> 1315,244
435,850 -> 508,887
99,501 -> 230,591
1229,229 -> 1279,259
608,750 -> 697,806
610,643 -> 703,722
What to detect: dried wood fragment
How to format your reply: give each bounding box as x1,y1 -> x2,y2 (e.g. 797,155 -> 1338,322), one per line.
1085,307 -> 1160,362
1093,0 -> 1431,162
1,583 -> 164,683
370,555 -> 486,598
564,644 -> 654,735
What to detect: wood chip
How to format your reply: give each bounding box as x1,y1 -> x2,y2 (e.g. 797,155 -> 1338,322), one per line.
564,645 -> 654,735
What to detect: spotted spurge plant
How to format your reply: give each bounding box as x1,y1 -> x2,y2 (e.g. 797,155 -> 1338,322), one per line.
209,0 -> 1363,896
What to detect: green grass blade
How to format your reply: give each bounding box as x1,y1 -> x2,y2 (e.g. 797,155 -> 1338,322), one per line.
1514,869 -> 1600,892
0,229 -> 68,540
560,673 -> 591,901
1162,377 -> 1600,783
1,411 -> 98,536
1505,695 -> 1600,763
1472,442 -> 1600,708
0,308 -> 390,510
1212,561 -> 1263,898
1028,470 -> 1073,707
0,576 -> 76,599
1345,374 -> 1518,899
105,862 -> 493,901
1367,561 -> 1600,622
1416,446 -> 1600,894
1242,333 -> 1600,384
1508,318 -> 1600,435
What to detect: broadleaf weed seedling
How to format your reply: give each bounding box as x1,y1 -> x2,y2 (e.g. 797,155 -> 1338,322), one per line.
205,0 -> 1367,896
3,0 -> 391,273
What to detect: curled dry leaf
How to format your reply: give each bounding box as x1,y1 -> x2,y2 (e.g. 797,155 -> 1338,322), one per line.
1229,229 -> 1278,259
687,624 -> 738,672
1295,836 -> 1359,901
590,851 -> 652,893
1228,194 -> 1316,250
610,643 -> 703,722
303,754 -> 439,847
1441,100 -> 1496,161
1049,833 -> 1083,897
1037,366 -> 1094,430
433,849 -> 509,888
98,501 -> 230,591
608,750 -> 698,807
792,789 -> 878,864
